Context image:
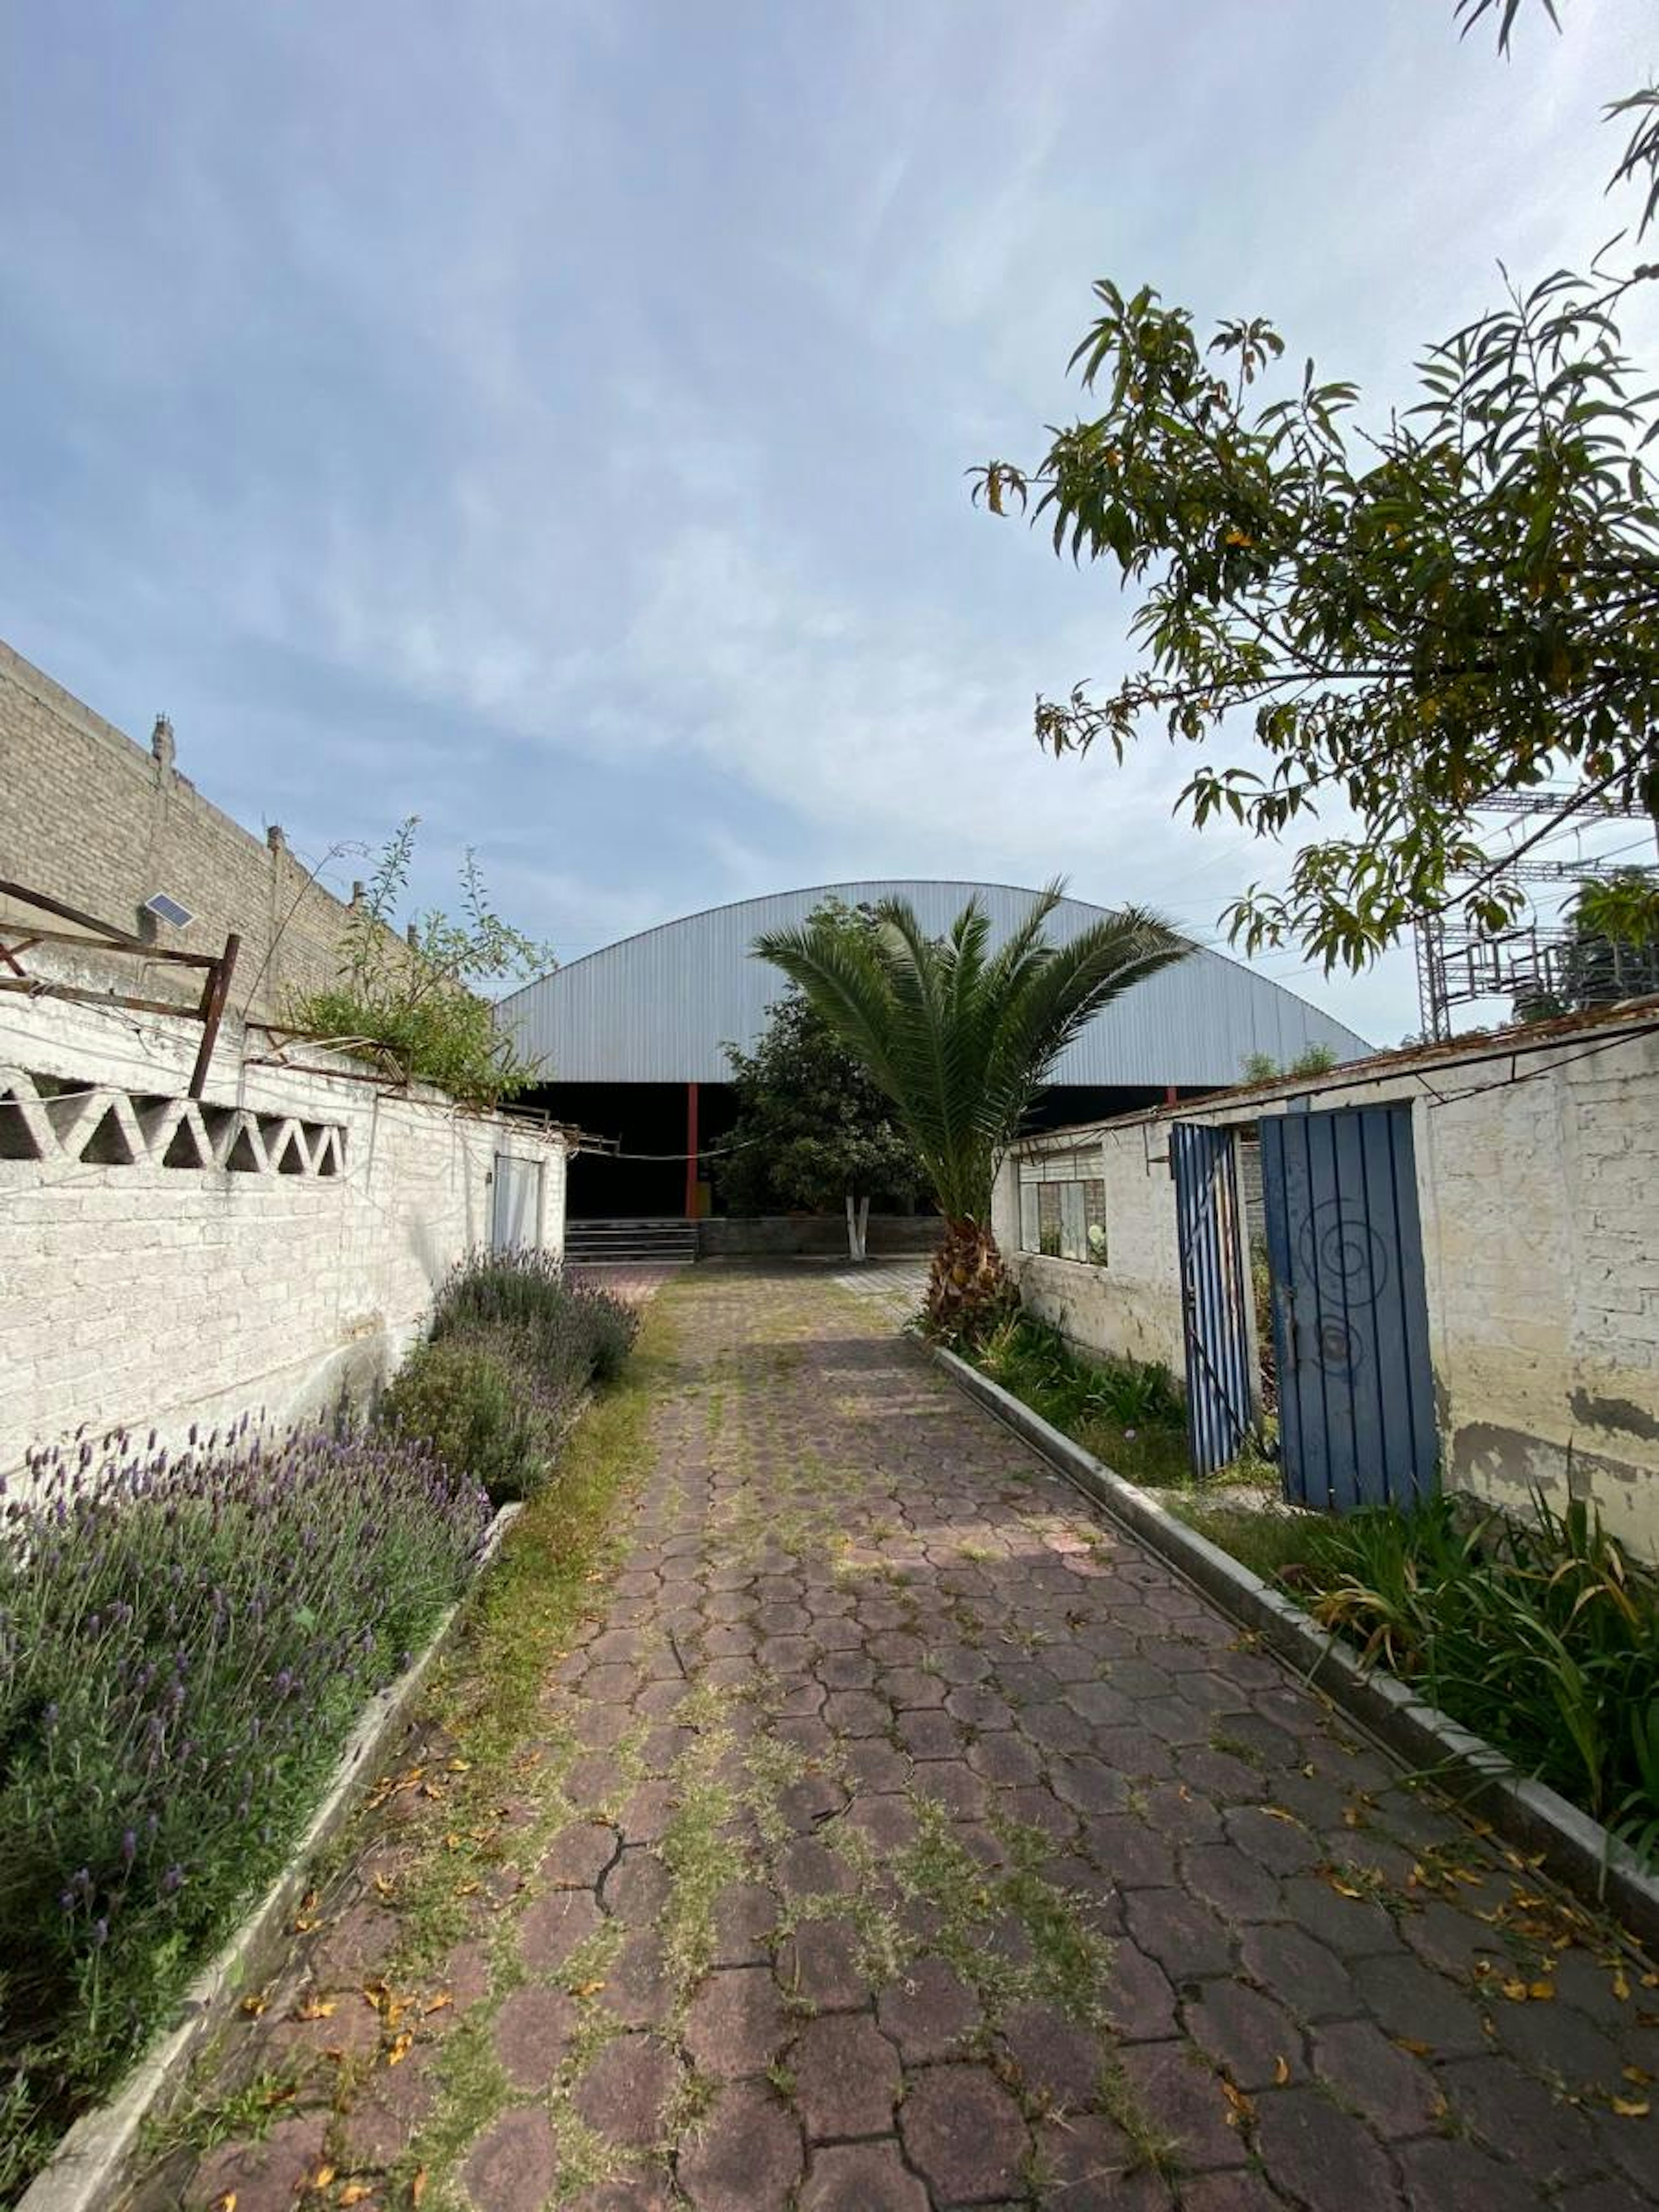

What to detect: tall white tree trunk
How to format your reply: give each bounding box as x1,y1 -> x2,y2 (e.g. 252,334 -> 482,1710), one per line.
845,1192 -> 870,1262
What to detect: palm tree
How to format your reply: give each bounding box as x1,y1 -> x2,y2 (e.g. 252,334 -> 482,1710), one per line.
754,885 -> 1190,1341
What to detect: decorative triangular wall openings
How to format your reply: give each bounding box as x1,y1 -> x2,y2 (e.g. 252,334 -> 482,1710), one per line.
0,1065 -> 345,1176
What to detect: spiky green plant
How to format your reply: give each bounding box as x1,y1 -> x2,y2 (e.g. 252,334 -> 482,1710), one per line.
753,885 -> 1187,1342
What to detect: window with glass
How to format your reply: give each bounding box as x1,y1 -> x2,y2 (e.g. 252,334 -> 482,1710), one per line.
1017,1150 -> 1107,1264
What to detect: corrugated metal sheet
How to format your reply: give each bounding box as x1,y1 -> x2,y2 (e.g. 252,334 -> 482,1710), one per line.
495,880 -> 1371,1085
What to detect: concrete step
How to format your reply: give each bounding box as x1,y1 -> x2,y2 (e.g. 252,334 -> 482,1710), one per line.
566,1217 -> 698,1262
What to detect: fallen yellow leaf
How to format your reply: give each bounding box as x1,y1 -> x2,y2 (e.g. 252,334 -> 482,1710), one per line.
339,2187 -> 375,2208
1528,1981 -> 1555,2002
386,2030 -> 415,2067
1273,2055 -> 1290,2085
411,2172 -> 428,2207
1624,2065 -> 1653,2086
1395,2038 -> 1433,2059
311,2166 -> 335,2191
239,1995 -> 267,2018
1501,1979 -> 1529,2002
292,1998 -> 337,2022
1220,2079 -> 1254,2127
211,2196 -> 236,2212
573,1980 -> 606,1999
1614,1967 -> 1632,2002
423,1994 -> 453,2016
1611,2096 -> 1651,2119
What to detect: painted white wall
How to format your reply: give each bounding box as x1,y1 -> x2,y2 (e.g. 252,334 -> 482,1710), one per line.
0,991 -> 568,1480
996,1125 -> 1186,1377
1004,1020 -> 1659,1560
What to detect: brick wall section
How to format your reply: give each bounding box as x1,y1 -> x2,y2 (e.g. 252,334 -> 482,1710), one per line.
0,636 -> 400,1023
998,1021 -> 1659,1562
0,986 -> 568,1480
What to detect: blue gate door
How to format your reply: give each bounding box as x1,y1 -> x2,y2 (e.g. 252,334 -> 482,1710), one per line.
1259,1104 -> 1437,1512
1171,1122 -> 1255,1475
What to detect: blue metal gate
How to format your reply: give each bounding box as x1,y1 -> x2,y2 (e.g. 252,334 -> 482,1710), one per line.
1259,1104 -> 1437,1512
1171,1122 -> 1255,1475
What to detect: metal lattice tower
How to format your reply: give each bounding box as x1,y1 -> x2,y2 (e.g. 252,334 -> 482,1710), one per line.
1414,789 -> 1659,1039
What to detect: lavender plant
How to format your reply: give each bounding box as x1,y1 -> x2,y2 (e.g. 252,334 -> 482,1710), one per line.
429,1248 -> 639,1392
0,1419 -> 489,2194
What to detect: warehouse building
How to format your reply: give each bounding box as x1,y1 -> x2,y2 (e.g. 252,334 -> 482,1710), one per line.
497,881 -> 1369,1237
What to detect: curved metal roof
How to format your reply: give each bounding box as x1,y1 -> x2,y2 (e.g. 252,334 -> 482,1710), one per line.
496,880 -> 1371,1086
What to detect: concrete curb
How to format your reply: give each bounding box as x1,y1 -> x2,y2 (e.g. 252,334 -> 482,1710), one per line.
16,1502 -> 524,2212
933,1344 -> 1659,1954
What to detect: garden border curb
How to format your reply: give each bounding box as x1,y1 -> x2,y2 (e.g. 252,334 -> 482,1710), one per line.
932,1343 -> 1659,1954
16,1502 -> 524,2212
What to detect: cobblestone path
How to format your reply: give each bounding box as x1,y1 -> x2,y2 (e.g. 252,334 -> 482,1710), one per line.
136,1267 -> 1656,2212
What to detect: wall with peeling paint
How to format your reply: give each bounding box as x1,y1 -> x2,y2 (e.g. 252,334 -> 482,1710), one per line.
1000,1015 -> 1659,1560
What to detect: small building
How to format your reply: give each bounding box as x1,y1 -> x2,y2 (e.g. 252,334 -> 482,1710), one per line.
995,1000 -> 1659,1562
497,880 -> 1370,1227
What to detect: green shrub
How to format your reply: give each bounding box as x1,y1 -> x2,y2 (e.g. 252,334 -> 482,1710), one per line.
976,1317 -> 1189,1488
1304,1493 -> 1659,1841
380,1329 -> 555,1503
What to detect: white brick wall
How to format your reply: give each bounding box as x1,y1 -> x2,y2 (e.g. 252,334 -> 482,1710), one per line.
0,990 -> 568,1479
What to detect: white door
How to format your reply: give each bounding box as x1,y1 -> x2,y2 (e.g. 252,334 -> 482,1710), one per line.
492,1154 -> 543,1251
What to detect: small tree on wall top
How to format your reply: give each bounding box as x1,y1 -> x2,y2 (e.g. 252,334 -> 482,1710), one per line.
286,819 -> 555,1109
721,901 -> 923,1259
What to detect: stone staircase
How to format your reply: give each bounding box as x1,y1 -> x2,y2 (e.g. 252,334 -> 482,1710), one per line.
564,1218 -> 699,1265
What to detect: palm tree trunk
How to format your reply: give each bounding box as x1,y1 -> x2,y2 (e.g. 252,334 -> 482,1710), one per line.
925,1216 -> 1015,1345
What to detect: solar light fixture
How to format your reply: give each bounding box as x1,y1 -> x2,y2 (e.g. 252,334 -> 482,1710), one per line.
143,892 -> 194,929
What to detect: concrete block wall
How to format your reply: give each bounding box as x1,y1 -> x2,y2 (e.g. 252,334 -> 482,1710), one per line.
0,988 -> 568,1480
1000,1019 -> 1659,1561
0,637 -> 403,1023
994,1127 -> 1186,1377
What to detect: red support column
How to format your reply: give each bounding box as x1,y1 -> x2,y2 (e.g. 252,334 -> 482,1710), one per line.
685,1081 -> 699,1220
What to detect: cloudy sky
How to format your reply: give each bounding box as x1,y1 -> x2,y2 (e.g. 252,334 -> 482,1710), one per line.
3,0 -> 1651,1045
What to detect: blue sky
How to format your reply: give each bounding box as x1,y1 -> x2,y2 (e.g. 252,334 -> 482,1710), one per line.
3,0 -> 1651,1046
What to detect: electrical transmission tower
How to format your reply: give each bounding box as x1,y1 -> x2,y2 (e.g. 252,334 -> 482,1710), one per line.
1414,789 -> 1659,1040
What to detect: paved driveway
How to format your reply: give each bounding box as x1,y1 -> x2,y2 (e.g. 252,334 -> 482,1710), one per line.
139,1266 -> 1655,2211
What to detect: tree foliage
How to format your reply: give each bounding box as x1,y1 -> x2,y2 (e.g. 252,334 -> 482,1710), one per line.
975,0 -> 1659,972
754,885 -> 1187,1340
719,901 -> 923,1224
286,818 -> 554,1108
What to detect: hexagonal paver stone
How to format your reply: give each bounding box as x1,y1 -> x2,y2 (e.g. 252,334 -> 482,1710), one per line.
778,1920 -> 867,2011
899,2064 -> 1030,2203
1252,2085 -> 1405,2212
1394,2139 -> 1551,2211
570,2033 -> 681,2148
605,1929 -> 674,2028
309,1899 -> 398,1986
190,2114 -> 329,2212
1122,1889 -> 1234,1980
684,1967 -> 791,2075
494,1983 -> 580,2090
461,2104 -> 559,2212
1310,2020 -> 1442,2142
520,1885 -> 603,1972
1186,1980 -> 1303,2091
1001,1999 -> 1106,2109
877,1954 -> 983,2060
792,2013 -> 901,2139
1034,2113 -> 1173,2212
677,2080 -> 804,2212
1352,1953 -> 1487,2057
603,1846 -> 672,1922
542,1820 -> 619,1887
798,2142 -> 929,2212
712,1879 -> 779,1963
